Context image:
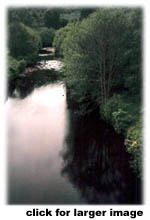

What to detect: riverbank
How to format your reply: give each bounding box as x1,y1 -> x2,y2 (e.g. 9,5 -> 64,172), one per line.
62,108 -> 142,204
65,80 -> 142,179
7,47 -> 64,98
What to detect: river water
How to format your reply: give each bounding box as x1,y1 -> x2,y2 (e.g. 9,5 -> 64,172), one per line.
7,83 -> 85,204
6,49 -> 141,204
6,82 -> 141,204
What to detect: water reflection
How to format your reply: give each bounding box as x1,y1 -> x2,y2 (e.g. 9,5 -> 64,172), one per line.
7,83 -> 141,204
7,69 -> 60,99
7,84 -> 84,204
61,112 -> 142,204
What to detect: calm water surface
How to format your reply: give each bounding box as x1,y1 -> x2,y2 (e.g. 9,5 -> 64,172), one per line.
7,83 -> 85,204
6,83 -> 141,204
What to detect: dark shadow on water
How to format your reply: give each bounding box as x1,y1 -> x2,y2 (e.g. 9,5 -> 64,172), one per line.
61,111 -> 142,204
7,69 -> 60,99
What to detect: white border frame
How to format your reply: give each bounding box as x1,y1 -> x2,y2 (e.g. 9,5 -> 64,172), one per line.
1,0 -> 149,219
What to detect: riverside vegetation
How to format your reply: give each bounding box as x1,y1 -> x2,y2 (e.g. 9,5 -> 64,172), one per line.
7,7 -> 142,192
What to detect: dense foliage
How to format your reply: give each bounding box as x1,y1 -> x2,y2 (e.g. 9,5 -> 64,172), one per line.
8,22 -> 41,63
125,119 -> 142,177
53,23 -> 75,57
44,9 -> 61,29
8,8 -> 46,27
39,27 -> 55,47
7,7 -> 85,77
62,9 -> 142,106
80,8 -> 97,19
55,8 -> 142,177
8,56 -> 27,80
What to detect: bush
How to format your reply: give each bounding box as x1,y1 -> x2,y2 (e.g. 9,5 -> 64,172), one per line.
100,94 -> 141,135
112,109 -> 132,134
8,56 -> 27,80
8,22 -> 41,63
100,94 -> 129,120
125,119 -> 142,178
100,94 -> 121,121
39,27 -> 55,47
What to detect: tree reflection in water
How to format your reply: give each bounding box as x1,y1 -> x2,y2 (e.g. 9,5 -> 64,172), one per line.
61,112 -> 142,204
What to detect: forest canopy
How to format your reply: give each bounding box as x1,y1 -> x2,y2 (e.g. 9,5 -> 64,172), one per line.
57,8 -> 142,177
61,8 -> 142,111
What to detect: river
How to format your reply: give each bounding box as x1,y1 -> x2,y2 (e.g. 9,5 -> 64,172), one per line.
6,49 -> 141,204
6,82 -> 141,204
7,83 -> 85,204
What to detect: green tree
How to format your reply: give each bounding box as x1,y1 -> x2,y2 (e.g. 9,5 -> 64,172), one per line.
53,23 -> 75,57
62,9 -> 142,112
8,8 -> 46,28
61,8 -> 142,176
8,22 -> 41,63
39,27 -> 55,47
123,9 -> 142,96
44,9 -> 60,29
63,10 -> 127,107
80,8 -> 96,19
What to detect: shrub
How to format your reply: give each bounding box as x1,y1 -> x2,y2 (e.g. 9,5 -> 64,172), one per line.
112,109 -> 132,134
8,56 -> 27,80
100,94 -> 140,135
125,119 -> 142,178
100,94 -> 129,121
